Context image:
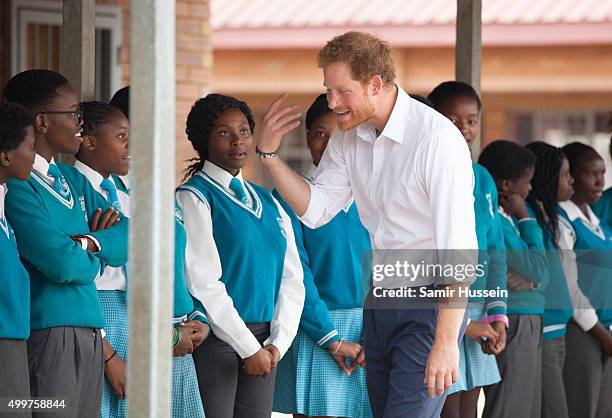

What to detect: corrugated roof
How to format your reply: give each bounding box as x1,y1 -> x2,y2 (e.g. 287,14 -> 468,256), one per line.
211,0 -> 612,30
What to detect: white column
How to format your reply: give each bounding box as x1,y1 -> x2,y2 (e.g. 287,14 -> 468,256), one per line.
126,1 -> 176,416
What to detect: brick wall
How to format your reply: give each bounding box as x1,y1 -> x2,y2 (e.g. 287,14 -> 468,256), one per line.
96,0 -> 212,183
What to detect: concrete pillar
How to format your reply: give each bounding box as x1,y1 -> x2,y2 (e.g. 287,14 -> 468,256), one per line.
126,0 -> 176,416
60,0 -> 96,101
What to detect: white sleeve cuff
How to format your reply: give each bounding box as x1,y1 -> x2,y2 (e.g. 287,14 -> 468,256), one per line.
298,182 -> 323,228
84,234 -> 101,252
573,309 -> 599,332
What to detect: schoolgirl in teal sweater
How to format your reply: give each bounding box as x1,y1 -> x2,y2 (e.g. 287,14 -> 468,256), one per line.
76,99 -> 207,418
478,140 -> 548,418
524,142 -> 574,418
2,70 -> 128,417
0,101 -> 36,400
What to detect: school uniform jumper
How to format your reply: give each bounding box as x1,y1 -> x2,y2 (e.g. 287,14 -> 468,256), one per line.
538,206 -> 573,418
448,163 -> 507,395
5,155 -> 128,418
272,164 -> 373,417
483,205 -> 548,418
558,201 -> 612,418
74,160 -> 206,418
176,161 -> 305,418
0,183 -> 31,404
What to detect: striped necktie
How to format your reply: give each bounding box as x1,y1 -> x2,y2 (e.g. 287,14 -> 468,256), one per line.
229,177 -> 250,207
47,164 -> 71,199
100,178 -> 122,211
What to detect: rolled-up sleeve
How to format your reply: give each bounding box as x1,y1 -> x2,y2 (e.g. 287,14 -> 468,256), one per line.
300,130 -> 353,229
421,130 -> 478,284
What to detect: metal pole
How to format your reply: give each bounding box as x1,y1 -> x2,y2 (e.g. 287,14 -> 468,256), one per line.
127,0 -> 176,416
455,0 -> 482,153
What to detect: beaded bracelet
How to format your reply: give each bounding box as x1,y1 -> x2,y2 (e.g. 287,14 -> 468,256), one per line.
255,146 -> 279,159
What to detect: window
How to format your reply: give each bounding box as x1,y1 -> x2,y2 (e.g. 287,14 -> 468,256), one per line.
509,110 -> 612,186
10,0 -> 123,101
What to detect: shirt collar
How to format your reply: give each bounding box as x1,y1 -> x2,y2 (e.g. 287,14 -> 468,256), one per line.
33,154 -> 53,176
559,200 -> 600,228
355,85 -> 409,145
304,162 -> 318,181
202,160 -> 244,189
74,160 -> 111,192
0,183 -> 6,219
379,86 -> 409,144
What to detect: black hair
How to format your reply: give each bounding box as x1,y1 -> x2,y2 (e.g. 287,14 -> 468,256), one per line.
80,101 -> 124,137
562,142 -> 602,176
0,101 -> 34,152
109,86 -> 129,120
478,140 -> 536,182
427,81 -> 482,111
305,94 -> 331,131
409,94 -> 434,108
525,141 -> 566,244
2,69 -> 69,111
184,94 -> 255,180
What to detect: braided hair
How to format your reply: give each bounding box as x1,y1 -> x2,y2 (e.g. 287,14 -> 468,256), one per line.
184,94 -> 255,180
525,141 -> 565,244
80,101 -> 124,136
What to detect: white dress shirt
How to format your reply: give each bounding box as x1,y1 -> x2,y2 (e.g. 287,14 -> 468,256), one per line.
74,160 -> 130,291
301,86 -> 477,285
558,200 -> 601,331
0,183 -> 8,238
176,160 -> 305,359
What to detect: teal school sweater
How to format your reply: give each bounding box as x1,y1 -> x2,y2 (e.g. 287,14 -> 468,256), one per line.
526,204 -> 572,340
592,187 -> 612,230
274,190 -> 371,348
559,206 -> 612,328
177,172 -> 287,323
471,163 -> 508,316
499,207 -> 548,315
0,207 -> 30,339
5,163 -> 128,330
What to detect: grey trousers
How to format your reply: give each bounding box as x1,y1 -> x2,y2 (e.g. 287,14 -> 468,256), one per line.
27,327 -> 103,418
483,314 -> 542,418
192,323 -> 276,418
0,339 -> 31,417
563,322 -> 612,418
541,336 -> 569,418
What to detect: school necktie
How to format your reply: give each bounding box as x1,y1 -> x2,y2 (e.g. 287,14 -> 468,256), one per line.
100,178 -> 122,211
46,164 -> 71,199
229,177 -> 250,207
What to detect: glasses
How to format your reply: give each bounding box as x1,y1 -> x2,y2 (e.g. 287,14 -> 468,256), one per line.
38,109 -> 83,122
